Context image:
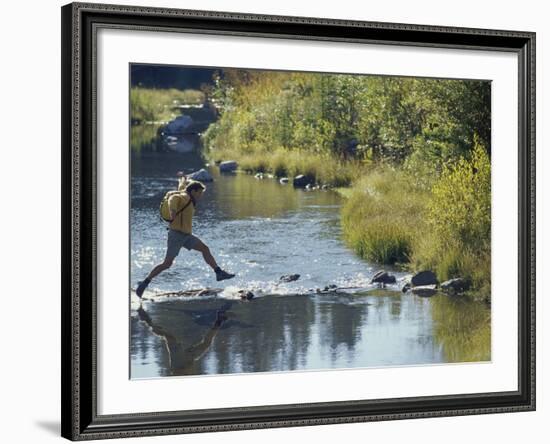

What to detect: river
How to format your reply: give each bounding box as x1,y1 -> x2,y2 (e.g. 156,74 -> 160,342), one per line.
130,152 -> 490,378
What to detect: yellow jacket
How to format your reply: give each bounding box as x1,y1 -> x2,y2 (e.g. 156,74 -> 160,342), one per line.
168,192 -> 195,234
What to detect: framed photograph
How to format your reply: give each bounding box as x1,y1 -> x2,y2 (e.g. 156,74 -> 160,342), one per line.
61,2 -> 536,440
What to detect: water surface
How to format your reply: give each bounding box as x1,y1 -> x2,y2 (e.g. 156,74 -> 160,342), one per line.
130,153 -> 490,378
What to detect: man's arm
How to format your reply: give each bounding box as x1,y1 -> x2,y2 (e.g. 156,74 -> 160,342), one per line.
177,171 -> 188,191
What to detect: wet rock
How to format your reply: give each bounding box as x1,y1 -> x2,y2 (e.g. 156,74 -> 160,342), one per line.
321,284 -> 338,292
238,290 -> 255,301
321,184 -> 330,190
441,278 -> 470,295
219,160 -> 238,172
293,174 -> 314,188
164,115 -> 193,135
279,274 -> 301,283
280,177 -> 289,184
254,172 -> 264,179
304,183 -> 320,191
411,270 -> 438,287
187,168 -> 213,182
370,270 -> 397,285
412,285 -> 438,297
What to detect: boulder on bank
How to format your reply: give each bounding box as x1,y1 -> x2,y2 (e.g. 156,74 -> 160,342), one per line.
187,168 -> 213,182
370,271 -> 397,285
219,160 -> 238,173
441,278 -> 470,295
293,174 -> 314,188
411,270 -> 438,287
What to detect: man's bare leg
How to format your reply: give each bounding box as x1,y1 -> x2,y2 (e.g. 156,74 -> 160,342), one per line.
147,256 -> 175,280
191,240 -> 235,281
191,240 -> 218,270
136,255 -> 175,297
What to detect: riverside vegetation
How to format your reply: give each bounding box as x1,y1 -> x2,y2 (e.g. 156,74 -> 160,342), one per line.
130,88 -> 205,152
201,70 -> 492,303
130,87 -> 205,124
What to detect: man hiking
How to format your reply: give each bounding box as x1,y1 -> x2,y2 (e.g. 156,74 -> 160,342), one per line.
135,179 -> 235,298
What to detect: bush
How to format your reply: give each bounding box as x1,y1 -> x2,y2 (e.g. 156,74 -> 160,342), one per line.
429,137 -> 491,249
413,137 -> 491,298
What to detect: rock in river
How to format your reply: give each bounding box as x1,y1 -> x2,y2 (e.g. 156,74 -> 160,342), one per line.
293,174 -> 314,188
318,284 -> 338,292
187,168 -> 213,182
411,270 -> 438,287
279,274 -> 300,283
370,270 -> 397,285
279,177 -> 289,184
238,290 -> 255,301
441,278 -> 470,294
219,160 -> 238,173
163,115 -> 193,135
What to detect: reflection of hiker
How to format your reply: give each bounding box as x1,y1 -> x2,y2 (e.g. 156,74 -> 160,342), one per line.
137,305 -> 227,375
136,177 -> 235,298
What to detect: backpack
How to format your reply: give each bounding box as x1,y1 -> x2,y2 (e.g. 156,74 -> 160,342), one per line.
159,191 -> 193,222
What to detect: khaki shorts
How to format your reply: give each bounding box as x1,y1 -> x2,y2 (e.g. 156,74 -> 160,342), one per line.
166,229 -> 200,259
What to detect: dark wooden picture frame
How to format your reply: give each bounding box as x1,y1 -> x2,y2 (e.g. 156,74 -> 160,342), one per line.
61,2 -> 536,440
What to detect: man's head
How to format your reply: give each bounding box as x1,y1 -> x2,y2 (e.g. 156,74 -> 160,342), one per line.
185,181 -> 206,201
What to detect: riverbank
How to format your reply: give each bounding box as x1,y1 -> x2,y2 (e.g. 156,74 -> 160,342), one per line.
130,87 -> 204,124
200,70 -> 491,302
207,146 -> 364,187
206,147 -> 491,303
339,155 -> 491,304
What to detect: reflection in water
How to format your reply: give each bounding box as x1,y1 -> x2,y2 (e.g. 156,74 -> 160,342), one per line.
130,152 -> 491,378
136,303 -> 228,376
131,124 -> 162,152
431,294 -> 491,362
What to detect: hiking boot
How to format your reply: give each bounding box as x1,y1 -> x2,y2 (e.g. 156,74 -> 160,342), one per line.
135,278 -> 151,298
215,269 -> 235,282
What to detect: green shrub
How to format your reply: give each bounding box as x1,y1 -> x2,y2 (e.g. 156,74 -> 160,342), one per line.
413,136 -> 491,298
429,137 -> 491,249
